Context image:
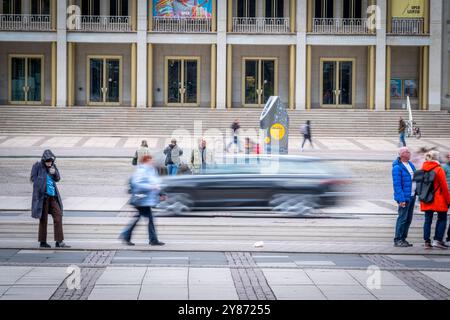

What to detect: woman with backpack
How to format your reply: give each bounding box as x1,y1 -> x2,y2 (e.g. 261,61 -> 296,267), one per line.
419,151 -> 450,249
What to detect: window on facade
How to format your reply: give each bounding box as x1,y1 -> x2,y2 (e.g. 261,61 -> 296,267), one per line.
343,0 -> 362,19
110,0 -> 128,17
3,0 -> 21,14
237,0 -> 256,18
81,0 -> 100,16
314,0 -> 333,18
265,0 -> 284,18
31,0 -> 50,15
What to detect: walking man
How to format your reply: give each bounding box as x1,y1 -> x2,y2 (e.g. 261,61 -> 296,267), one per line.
392,147 -> 416,247
226,119 -> 242,152
301,120 -> 313,152
31,150 -> 70,248
164,138 -> 183,175
120,155 -> 165,246
399,116 -> 407,147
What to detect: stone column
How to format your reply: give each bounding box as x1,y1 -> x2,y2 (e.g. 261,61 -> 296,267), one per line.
296,0 -> 307,110
334,0 -> 342,18
211,44 -> 217,109
428,0 -> 443,111
375,0 -> 387,110
23,0 -> 30,14
136,0 -> 147,108
56,0 -> 67,107
216,0 -> 227,109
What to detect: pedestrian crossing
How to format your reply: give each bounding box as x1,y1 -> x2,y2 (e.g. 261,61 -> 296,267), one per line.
0,135 -> 448,152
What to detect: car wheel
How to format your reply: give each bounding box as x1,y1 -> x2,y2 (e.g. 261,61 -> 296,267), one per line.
157,193 -> 193,215
269,193 -> 318,216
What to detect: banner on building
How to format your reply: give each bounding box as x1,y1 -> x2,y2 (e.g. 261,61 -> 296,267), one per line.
153,0 -> 212,18
391,0 -> 425,18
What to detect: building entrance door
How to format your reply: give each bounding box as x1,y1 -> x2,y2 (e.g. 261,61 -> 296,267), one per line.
320,58 -> 355,108
87,56 -> 122,105
9,55 -> 44,104
243,58 -> 277,107
165,57 -> 200,106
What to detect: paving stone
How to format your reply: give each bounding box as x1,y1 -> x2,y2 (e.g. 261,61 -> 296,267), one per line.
0,286 -> 58,300
88,285 -> 141,300
270,285 -> 326,300
139,286 -> 188,300
422,272 -> 450,289
95,267 -> 147,285
306,269 -> 360,286
262,269 -> 313,286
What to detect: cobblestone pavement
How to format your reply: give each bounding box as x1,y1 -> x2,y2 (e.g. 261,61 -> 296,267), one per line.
1,250 -> 449,300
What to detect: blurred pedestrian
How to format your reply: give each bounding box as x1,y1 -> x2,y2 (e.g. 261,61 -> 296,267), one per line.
442,152 -> 450,245
133,140 -> 150,166
190,138 -> 215,174
419,151 -> 450,249
226,119 -> 242,152
398,117 -> 406,147
120,155 -> 165,246
392,147 -> 416,247
301,120 -> 313,152
30,150 -> 70,248
164,138 -> 183,175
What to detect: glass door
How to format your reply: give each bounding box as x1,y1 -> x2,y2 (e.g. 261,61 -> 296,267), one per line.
243,58 -> 277,107
9,55 -> 44,104
237,0 -> 256,18
165,57 -> 200,106
87,56 -> 122,105
320,59 -> 355,108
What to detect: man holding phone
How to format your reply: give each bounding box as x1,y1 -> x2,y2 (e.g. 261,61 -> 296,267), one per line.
31,149 -> 69,248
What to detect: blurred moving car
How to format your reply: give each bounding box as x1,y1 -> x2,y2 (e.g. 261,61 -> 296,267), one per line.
156,155 -> 351,216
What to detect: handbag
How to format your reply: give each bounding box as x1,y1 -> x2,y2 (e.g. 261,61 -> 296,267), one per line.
132,151 -> 138,166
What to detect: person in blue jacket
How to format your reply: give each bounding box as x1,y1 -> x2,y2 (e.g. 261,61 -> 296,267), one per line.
120,155 -> 165,246
392,147 -> 416,247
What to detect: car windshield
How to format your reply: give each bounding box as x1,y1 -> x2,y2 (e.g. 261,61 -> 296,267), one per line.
200,157 -> 328,175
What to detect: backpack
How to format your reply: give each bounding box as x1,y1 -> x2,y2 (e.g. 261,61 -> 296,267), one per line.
413,169 -> 436,203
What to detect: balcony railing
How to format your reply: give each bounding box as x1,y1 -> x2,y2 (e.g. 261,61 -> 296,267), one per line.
312,18 -> 371,34
70,15 -> 132,32
152,17 -> 211,32
232,17 -> 290,33
0,14 -> 52,31
391,18 -> 425,35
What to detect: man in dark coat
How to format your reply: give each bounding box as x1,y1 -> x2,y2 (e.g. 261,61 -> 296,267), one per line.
31,150 -> 70,248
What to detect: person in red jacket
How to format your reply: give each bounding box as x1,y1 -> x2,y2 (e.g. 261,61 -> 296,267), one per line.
420,151 -> 450,249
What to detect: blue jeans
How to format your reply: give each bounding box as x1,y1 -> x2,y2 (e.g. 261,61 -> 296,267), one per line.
167,164 -> 179,175
394,196 -> 415,242
424,211 -> 448,242
399,132 -> 406,147
120,206 -> 158,243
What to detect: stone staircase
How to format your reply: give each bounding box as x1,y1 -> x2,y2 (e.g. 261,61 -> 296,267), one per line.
0,106 -> 449,137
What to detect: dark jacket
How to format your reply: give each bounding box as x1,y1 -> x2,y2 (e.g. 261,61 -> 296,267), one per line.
30,150 -> 63,219
392,158 -> 416,203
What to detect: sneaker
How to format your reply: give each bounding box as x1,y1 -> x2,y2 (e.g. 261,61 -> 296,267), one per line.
122,240 -> 135,246
55,242 -> 71,248
394,241 -> 409,248
150,241 -> 165,246
403,240 -> 413,247
39,242 -> 51,248
432,240 -> 449,249
424,241 -> 433,249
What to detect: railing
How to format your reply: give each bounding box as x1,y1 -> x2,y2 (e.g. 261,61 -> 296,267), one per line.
312,18 -> 371,34
152,17 -> 211,32
391,18 -> 425,35
0,14 -> 52,31
70,15 -> 132,32
232,17 -> 290,33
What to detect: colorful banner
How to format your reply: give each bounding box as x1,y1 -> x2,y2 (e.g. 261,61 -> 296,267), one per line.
391,0 -> 425,18
153,0 -> 212,18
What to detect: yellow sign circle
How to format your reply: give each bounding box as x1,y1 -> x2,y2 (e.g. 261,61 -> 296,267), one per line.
270,123 -> 286,141
265,136 -> 271,144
